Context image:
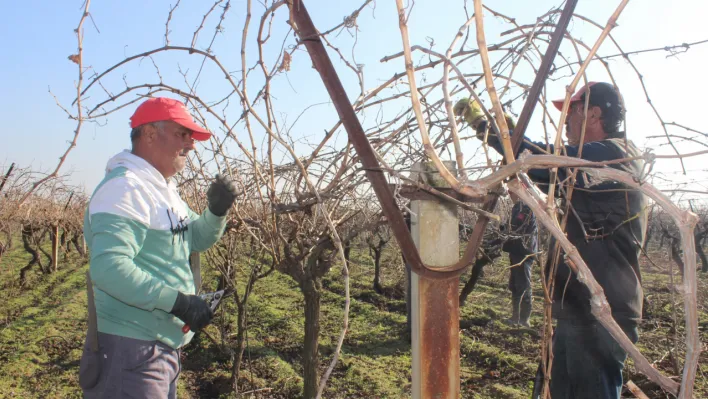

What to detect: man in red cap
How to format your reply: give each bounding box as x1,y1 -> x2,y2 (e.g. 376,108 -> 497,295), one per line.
473,82 -> 647,399
79,97 -> 239,398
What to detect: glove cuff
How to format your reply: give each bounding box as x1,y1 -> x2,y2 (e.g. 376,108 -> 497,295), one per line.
170,291 -> 189,317
209,203 -> 229,217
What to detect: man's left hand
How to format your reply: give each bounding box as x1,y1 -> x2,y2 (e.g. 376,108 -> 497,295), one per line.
207,174 -> 239,216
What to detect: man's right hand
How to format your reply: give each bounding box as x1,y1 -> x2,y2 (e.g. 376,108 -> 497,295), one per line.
475,119 -> 489,139
170,292 -> 214,332
207,174 -> 239,217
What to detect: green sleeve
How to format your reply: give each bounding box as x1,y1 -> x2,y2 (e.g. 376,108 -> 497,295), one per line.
188,207 -> 227,253
89,212 -> 178,312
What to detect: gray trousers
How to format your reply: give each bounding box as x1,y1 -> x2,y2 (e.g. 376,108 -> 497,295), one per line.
80,332 -> 181,399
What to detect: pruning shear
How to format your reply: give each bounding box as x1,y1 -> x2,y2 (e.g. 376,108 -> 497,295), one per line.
181,289 -> 233,333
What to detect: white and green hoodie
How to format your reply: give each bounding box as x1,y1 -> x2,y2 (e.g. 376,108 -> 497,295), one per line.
84,150 -> 226,349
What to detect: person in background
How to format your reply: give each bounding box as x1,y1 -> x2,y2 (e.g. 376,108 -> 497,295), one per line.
502,193 -> 538,328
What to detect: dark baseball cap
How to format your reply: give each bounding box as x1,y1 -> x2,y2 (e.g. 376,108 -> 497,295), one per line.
551,82 -> 624,116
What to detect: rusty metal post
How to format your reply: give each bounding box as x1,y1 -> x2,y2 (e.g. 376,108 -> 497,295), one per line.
409,161 -> 460,399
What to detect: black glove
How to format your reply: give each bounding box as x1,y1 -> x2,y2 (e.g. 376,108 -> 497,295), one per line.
170,292 -> 214,332
207,174 -> 239,217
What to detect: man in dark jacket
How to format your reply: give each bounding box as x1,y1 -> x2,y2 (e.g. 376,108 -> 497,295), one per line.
502,195 -> 538,327
473,82 -> 647,399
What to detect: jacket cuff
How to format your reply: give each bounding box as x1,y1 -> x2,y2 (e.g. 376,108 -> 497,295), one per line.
203,208 -> 228,231
156,285 -> 179,313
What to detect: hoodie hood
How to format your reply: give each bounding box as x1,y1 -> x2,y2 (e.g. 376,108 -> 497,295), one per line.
104,150 -> 185,210
106,150 -> 170,189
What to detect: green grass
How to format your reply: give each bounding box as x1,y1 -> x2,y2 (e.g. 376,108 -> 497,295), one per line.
0,242 -> 87,399
0,239 -> 706,398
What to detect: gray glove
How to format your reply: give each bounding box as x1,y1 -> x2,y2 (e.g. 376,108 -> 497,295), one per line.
207,174 -> 239,217
170,292 -> 214,332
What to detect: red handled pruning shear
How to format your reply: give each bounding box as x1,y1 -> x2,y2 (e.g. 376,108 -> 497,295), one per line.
181,289 -> 233,333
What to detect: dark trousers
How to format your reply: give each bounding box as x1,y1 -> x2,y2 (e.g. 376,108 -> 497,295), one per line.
508,254 -> 533,304
544,318 -> 638,399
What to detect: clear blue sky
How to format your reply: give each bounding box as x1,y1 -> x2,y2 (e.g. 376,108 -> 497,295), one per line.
1,0 -> 706,201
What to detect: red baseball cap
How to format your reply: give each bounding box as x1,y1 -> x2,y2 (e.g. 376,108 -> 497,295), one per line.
551,82 -> 623,114
129,97 -> 211,141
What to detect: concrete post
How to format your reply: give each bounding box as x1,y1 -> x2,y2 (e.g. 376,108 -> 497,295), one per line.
409,161 -> 460,399
51,224 -> 60,272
